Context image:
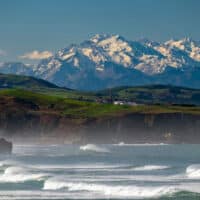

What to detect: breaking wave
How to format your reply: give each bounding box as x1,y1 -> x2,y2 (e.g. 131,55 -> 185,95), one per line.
43,178 -> 178,198
0,166 -> 48,183
132,165 -> 170,171
117,142 -> 125,146
114,143 -> 169,146
0,144 -> 199,199
80,144 -> 110,153
186,164 -> 200,179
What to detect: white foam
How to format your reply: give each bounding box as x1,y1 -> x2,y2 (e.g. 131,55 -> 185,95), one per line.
113,143 -> 169,146
117,142 -> 125,146
186,164 -> 200,179
132,143 -> 169,146
1,183 -> 199,200
43,179 -> 178,198
32,163 -> 128,171
132,165 -> 170,171
0,190 -> 84,200
0,166 -> 48,183
42,174 -> 175,183
80,144 -> 110,153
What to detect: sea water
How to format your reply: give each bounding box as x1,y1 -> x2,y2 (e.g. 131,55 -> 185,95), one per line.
0,143 -> 200,199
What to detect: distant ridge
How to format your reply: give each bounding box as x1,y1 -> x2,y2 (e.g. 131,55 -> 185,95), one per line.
0,73 -> 59,89
0,73 -> 200,106
96,84 -> 200,106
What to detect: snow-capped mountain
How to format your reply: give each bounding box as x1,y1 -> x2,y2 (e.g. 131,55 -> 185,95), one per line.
1,34 -> 200,90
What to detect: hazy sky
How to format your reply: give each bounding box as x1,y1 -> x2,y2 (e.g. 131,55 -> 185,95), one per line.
0,0 -> 200,63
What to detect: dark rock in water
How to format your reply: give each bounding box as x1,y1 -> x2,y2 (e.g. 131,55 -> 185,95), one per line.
0,138 -> 12,154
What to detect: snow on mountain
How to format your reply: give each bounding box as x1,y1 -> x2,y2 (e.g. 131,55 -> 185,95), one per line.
165,38 -> 200,62
91,34 -> 133,67
35,34 -> 136,81
137,37 -> 200,74
0,34 -> 200,90
34,34 -> 200,77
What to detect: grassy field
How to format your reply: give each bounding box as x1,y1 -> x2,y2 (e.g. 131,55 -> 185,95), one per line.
1,89 -> 200,120
1,74 -> 200,105
97,84 -> 200,105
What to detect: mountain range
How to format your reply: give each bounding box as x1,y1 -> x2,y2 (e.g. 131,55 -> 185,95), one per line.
1,34 -> 200,90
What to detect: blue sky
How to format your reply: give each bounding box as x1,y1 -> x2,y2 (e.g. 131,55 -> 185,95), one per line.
0,0 -> 199,63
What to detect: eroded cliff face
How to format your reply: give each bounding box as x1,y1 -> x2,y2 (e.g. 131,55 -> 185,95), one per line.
82,113 -> 200,144
0,107 -> 200,144
0,110 -> 84,143
0,95 -> 200,143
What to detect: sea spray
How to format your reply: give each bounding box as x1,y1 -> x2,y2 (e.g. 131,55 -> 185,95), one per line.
43,179 -> 178,198
0,166 -> 48,183
132,165 -> 170,171
80,144 -> 110,153
186,164 -> 200,179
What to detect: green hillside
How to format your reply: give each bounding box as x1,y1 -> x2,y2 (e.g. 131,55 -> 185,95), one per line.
0,89 -> 200,120
96,85 -> 200,105
0,73 -> 59,89
0,74 -> 200,106
0,73 -> 95,101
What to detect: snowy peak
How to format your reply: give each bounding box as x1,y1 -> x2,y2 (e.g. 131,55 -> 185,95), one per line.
165,37 -> 195,50
87,34 -> 133,67
165,38 -> 200,61
90,34 -> 113,43
95,35 -> 133,67
138,38 -> 161,48
50,34 -> 134,70
1,34 -> 200,90
34,35 -> 200,77
90,34 -> 132,53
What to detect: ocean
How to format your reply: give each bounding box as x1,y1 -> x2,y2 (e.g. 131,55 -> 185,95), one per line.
0,143 -> 200,199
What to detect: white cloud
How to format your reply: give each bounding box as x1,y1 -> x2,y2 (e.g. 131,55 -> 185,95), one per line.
0,49 -> 6,56
19,50 -> 53,60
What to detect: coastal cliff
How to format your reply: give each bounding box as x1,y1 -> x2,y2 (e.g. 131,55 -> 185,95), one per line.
82,113 -> 200,144
0,89 -> 200,144
0,107 -> 200,144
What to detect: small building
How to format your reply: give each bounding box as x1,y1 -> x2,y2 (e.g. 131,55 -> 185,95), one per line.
114,101 -> 124,105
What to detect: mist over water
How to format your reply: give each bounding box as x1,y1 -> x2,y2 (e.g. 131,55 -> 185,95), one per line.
0,144 -> 200,199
